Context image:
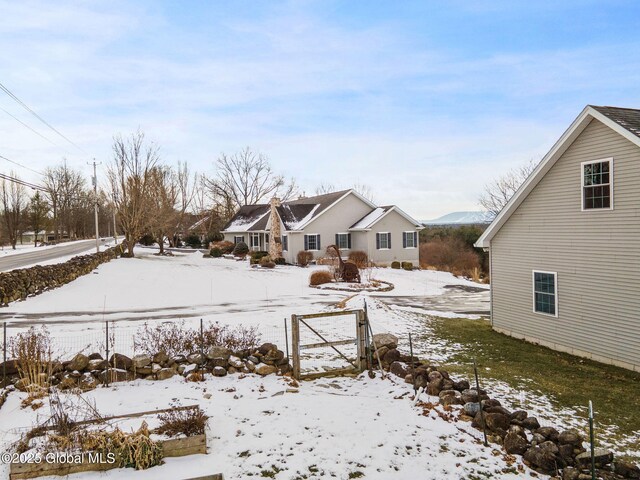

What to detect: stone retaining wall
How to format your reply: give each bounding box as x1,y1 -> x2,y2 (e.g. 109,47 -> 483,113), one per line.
0,244 -> 124,306
372,333 -> 640,480
0,342 -> 291,394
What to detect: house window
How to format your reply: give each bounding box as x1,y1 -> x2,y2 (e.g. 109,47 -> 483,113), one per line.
250,233 -> 260,250
533,271 -> 557,316
403,231 -> 418,248
582,159 -> 612,210
376,232 -> 391,250
282,235 -> 288,252
233,235 -> 245,244
335,233 -> 351,250
304,234 -> 320,251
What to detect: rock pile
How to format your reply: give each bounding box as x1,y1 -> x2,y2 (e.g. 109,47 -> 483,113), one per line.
0,342 -> 291,394
0,244 -> 124,305
374,333 -> 640,479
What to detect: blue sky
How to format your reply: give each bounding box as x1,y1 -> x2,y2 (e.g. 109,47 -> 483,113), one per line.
1,1 -> 640,218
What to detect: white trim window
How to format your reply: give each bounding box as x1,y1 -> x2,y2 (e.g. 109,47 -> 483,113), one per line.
233,235 -> 245,244
403,231 -> 418,249
532,271 -> 558,317
376,232 -> 391,250
250,233 -> 261,250
582,158 -> 613,210
304,234 -> 320,251
282,235 -> 288,252
335,233 -> 351,250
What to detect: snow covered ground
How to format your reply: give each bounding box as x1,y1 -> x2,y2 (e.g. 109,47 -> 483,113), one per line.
0,249 -> 632,478
0,373 -> 532,480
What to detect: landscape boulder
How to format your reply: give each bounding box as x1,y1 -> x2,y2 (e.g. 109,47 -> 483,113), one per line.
206,346 -> 232,361
255,364 -> 277,376
503,430 -> 529,455
109,353 -> 133,370
66,353 -> 89,372
132,354 -> 152,369
156,368 -> 175,380
187,353 -> 206,365
372,333 -> 398,350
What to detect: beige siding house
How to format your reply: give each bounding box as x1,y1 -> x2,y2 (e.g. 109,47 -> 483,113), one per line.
222,189 -> 422,265
476,105 -> 640,372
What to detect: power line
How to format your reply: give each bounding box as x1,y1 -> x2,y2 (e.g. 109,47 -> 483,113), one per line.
0,172 -> 46,192
0,154 -> 44,176
0,106 -> 59,147
0,81 -> 88,155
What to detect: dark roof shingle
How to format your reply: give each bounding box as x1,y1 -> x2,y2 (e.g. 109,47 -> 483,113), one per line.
591,105 -> 640,138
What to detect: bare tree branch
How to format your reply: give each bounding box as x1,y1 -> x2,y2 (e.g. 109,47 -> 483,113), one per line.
478,159 -> 538,217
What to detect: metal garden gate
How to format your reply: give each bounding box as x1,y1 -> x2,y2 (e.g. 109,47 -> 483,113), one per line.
290,309 -> 367,380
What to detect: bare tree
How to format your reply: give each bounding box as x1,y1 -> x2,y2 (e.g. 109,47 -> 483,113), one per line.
167,162 -> 196,248
205,147 -> 297,213
353,183 -> 374,202
478,159 -> 538,217
147,166 -> 178,254
315,183 -> 336,195
108,130 -> 159,257
0,172 -> 27,249
43,161 -> 86,240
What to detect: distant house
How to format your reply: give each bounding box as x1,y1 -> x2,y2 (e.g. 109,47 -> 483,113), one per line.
222,189 -> 423,265
475,105 -> 640,372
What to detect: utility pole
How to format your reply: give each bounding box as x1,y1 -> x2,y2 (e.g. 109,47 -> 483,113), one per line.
88,159 -> 101,253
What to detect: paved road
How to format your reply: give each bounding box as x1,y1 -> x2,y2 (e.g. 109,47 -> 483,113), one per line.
0,239 -> 107,272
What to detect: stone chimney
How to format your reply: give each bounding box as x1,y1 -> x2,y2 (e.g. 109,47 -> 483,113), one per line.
268,197 -> 282,259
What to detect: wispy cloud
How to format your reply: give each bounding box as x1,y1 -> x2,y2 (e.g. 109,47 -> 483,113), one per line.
1,1 -> 639,217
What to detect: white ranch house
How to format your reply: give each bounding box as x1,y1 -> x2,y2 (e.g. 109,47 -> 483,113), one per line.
222,189 -> 423,265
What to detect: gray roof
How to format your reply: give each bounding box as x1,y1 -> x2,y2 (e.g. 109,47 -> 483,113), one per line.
222,190 -> 352,233
590,105 -> 640,138
222,204 -> 270,232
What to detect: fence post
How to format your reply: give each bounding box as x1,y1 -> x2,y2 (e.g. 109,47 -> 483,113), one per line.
283,318 -> 289,362
291,314 -> 300,380
105,321 -> 109,387
409,332 -> 416,395
200,318 -> 204,357
2,322 -> 6,388
473,358 -> 488,447
589,401 -> 596,480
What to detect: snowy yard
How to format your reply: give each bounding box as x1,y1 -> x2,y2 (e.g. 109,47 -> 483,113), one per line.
1,372 -> 531,480
0,249 -> 635,478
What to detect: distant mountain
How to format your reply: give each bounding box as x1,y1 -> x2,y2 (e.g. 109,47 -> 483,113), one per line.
423,211 -> 493,225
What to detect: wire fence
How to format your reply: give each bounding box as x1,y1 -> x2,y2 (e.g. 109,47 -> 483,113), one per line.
0,317 -> 292,388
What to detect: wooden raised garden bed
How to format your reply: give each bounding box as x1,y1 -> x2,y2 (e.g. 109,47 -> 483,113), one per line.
9,406 -> 208,480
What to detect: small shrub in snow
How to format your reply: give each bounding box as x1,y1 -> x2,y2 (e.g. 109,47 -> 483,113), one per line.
157,404 -> 208,437
348,250 -> 368,269
274,257 -> 286,265
250,250 -> 269,264
138,234 -> 155,246
310,270 -> 333,286
401,262 -> 413,271
133,321 -> 261,356
233,242 -> 249,258
211,240 -> 234,254
297,251 -> 313,266
183,233 -> 202,248
259,256 -> 275,268
210,247 -> 222,258
391,261 -> 401,269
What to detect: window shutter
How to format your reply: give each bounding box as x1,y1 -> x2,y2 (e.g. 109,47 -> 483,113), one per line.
403,232 -> 407,248
413,232 -> 418,247
347,233 -> 352,249
317,235 -> 321,250
376,233 -> 380,250
335,233 -> 339,246
304,235 -> 309,251
387,233 -> 391,249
